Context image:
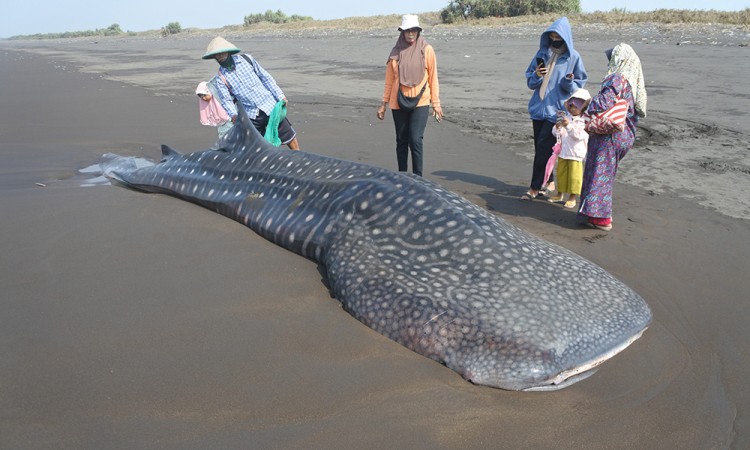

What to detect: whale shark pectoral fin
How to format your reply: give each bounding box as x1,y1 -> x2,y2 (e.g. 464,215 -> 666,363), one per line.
160,144 -> 182,162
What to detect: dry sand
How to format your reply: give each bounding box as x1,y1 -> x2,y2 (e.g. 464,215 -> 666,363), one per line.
1,22 -> 749,448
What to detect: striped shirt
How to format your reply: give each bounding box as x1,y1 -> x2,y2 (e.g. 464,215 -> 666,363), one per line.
214,54 -> 285,120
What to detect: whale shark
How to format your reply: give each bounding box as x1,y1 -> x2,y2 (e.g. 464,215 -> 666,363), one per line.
100,108 -> 651,391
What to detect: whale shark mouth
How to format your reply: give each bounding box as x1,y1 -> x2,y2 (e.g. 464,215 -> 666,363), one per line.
523,327 -> 648,392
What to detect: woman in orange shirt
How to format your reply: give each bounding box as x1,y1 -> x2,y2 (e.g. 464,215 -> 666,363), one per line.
376,14 -> 443,177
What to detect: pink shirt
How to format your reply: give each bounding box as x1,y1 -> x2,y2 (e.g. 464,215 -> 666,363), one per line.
199,95 -> 230,127
552,116 -> 589,161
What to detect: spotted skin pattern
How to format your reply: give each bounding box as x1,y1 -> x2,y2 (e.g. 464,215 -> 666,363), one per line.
103,109 -> 651,391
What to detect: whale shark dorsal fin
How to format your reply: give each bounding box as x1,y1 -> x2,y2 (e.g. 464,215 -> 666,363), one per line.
160,144 -> 182,162
224,103 -> 276,154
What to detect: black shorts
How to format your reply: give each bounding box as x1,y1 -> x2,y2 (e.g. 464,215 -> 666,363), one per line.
251,110 -> 297,144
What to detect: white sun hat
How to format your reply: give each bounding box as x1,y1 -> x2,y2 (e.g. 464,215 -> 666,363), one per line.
569,88 -> 592,101
398,14 -> 422,31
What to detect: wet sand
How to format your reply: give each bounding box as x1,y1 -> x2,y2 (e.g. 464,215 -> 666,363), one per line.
1,23 -> 749,448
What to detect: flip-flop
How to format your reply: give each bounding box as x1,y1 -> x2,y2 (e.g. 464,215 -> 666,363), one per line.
563,200 -> 577,209
520,191 -> 537,201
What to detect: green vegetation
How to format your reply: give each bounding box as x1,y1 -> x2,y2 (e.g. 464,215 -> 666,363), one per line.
440,0 -> 581,23
161,22 -> 182,37
8,23 -> 123,40
5,8 -> 748,40
244,9 -> 313,26
580,7 -> 749,25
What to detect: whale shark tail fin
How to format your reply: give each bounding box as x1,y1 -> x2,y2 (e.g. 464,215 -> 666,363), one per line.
160,145 -> 182,162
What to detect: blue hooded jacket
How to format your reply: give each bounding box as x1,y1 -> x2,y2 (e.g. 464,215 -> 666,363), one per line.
526,17 -> 587,122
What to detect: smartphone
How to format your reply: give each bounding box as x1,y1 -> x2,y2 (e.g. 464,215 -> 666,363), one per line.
536,57 -> 545,68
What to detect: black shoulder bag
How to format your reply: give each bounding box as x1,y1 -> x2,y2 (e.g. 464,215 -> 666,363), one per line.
397,79 -> 428,112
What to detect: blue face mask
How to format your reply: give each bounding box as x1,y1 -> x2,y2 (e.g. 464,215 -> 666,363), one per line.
550,39 -> 565,49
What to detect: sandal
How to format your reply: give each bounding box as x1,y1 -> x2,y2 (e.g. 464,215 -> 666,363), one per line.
563,200 -> 577,209
585,221 -> 613,231
520,191 -> 538,201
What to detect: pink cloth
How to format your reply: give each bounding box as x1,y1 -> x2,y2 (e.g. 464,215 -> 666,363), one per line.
544,140 -> 561,186
197,82 -> 229,127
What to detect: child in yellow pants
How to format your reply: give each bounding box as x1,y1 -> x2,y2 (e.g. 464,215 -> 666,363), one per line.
549,89 -> 590,209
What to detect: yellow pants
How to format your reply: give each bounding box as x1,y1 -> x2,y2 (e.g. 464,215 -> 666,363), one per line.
556,158 -> 583,195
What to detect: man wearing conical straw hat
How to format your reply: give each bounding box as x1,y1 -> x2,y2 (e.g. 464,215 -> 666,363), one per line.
203,36 -> 300,150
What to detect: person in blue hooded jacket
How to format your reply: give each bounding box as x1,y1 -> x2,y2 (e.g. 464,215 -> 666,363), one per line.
521,17 -> 587,201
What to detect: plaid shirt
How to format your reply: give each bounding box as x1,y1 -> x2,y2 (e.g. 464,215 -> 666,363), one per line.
214,54 -> 285,120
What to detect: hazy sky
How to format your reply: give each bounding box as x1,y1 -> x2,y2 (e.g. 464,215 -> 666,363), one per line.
4,0 -> 748,38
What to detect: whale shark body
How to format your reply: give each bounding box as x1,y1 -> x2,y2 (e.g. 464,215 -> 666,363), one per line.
101,109 -> 651,391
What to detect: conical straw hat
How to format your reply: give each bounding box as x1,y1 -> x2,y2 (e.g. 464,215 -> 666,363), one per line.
202,36 -> 241,60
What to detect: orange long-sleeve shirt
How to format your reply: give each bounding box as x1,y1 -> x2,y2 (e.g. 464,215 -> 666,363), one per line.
382,44 -> 441,110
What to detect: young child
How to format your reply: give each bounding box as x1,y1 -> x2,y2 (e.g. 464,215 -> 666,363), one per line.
195,78 -> 233,138
548,88 -> 590,209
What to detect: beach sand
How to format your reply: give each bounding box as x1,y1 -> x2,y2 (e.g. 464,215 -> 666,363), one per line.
1,23 -> 749,448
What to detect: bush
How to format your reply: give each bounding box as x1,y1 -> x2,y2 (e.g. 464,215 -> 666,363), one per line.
103,24 -> 123,36
441,0 -> 581,23
244,9 -> 313,26
161,22 -> 182,37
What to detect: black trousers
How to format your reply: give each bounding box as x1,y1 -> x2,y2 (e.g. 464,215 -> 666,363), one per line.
391,106 -> 430,176
531,119 -> 557,190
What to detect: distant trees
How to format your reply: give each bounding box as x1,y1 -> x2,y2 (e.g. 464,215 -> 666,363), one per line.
103,24 -> 123,35
9,23 -> 123,40
161,22 -> 182,37
441,0 -> 581,23
244,9 -> 313,26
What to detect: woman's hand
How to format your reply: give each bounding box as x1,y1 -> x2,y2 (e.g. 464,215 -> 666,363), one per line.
433,105 -> 443,122
535,64 -> 547,77
376,102 -> 387,120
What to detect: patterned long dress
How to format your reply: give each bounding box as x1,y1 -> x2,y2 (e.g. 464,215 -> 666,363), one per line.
579,73 -> 638,220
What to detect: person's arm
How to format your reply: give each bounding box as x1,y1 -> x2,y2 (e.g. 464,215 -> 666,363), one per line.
526,54 -> 544,90
426,45 -> 443,121
377,60 -> 396,120
214,73 -> 238,119
587,74 -> 619,115
560,53 -> 588,95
